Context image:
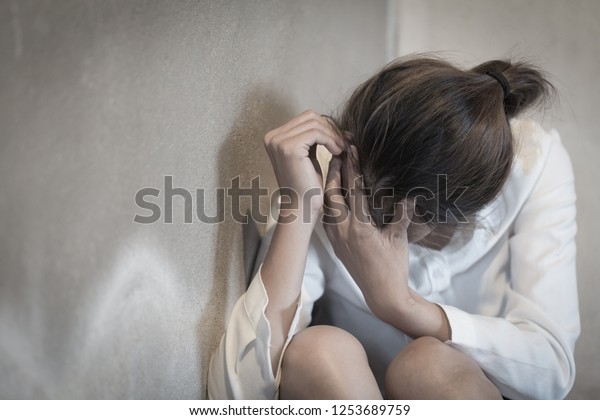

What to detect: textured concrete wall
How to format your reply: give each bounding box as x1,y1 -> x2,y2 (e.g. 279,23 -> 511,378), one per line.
0,0 -> 388,398
394,0 -> 600,399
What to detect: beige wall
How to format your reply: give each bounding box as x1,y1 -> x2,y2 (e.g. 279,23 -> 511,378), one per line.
1,0 -> 596,400
0,0 -> 388,398
394,0 -> 600,399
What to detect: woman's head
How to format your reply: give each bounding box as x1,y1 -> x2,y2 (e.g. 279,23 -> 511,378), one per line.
331,55 -> 553,241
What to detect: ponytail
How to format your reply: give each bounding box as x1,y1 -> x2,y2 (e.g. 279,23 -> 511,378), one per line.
471,60 -> 554,119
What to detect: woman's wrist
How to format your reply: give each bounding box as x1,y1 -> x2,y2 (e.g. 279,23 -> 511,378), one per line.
278,204 -> 322,227
371,288 -> 451,342
265,212 -> 316,290
261,211 -> 315,312
364,284 -> 411,324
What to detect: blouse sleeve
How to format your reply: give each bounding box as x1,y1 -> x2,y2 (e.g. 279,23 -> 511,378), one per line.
440,135 -> 580,399
207,227 -> 326,399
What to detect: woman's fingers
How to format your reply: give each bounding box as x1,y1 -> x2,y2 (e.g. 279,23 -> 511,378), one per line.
266,110 -> 343,149
266,117 -> 344,158
324,155 -> 349,226
281,127 -> 344,157
384,199 -> 411,244
279,119 -> 344,150
281,116 -> 345,156
265,110 -> 319,139
343,146 -> 371,224
308,144 -> 323,179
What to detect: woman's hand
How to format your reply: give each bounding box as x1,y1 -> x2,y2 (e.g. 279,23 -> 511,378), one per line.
323,149 -> 451,341
264,110 -> 345,222
322,149 -> 412,317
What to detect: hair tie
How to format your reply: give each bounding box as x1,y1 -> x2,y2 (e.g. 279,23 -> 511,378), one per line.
486,71 -> 510,100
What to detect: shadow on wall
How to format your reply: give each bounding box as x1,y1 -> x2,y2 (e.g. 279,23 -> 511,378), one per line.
197,84 -> 294,397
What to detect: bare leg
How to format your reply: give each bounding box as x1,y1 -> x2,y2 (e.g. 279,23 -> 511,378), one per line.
279,325 -> 383,399
385,336 -> 502,399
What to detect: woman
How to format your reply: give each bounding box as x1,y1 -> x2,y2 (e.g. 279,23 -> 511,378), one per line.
207,55 -> 579,399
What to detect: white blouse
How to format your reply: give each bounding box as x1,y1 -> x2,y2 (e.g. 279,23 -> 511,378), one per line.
207,119 -> 579,400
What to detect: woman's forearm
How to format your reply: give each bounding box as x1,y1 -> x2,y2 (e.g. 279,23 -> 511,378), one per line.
259,109 -> 344,376
260,209 -> 317,376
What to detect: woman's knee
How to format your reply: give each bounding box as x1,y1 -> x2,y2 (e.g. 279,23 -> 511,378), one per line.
282,325 -> 368,373
385,336 -> 501,399
280,325 -> 381,399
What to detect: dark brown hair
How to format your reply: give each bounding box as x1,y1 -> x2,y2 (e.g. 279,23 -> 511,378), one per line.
331,55 -> 553,232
